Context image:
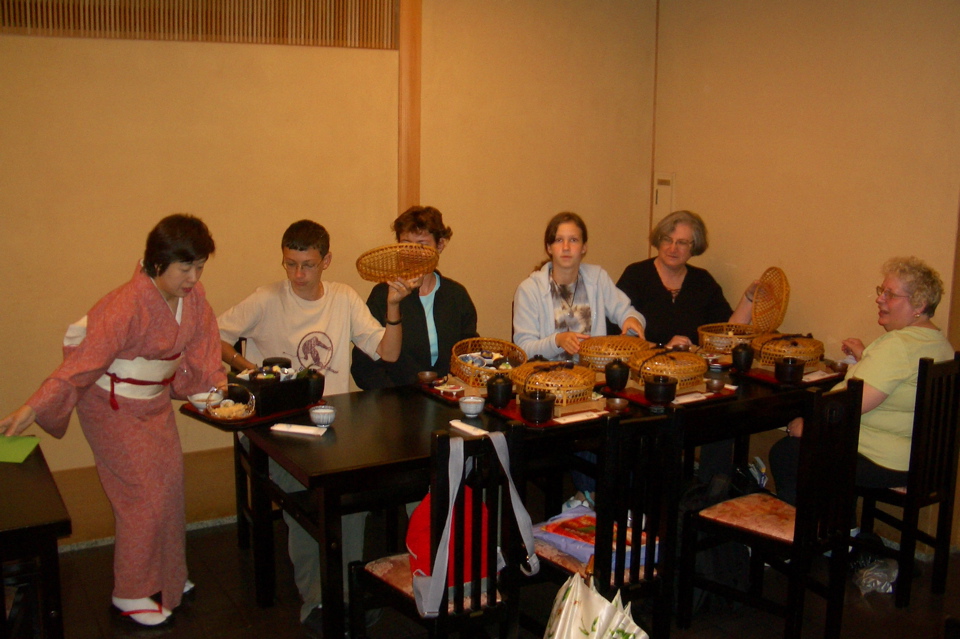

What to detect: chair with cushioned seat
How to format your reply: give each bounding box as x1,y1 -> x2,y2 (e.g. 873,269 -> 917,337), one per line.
856,352 -> 960,608
529,412 -> 682,639
677,380 -> 863,639
348,423 -> 527,639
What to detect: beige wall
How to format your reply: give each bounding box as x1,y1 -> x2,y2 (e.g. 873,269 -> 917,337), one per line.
0,35 -> 398,470
419,0 -> 658,340
654,0 -> 959,353
2,0 -> 959,547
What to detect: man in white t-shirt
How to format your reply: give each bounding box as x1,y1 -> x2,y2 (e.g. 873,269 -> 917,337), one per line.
218,220 -> 417,633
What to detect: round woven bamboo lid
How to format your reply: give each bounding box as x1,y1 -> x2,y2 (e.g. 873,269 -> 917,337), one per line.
751,333 -> 824,369
627,348 -> 708,391
578,336 -> 652,371
697,323 -> 758,354
752,267 -> 790,333
356,243 -> 439,283
508,361 -> 596,405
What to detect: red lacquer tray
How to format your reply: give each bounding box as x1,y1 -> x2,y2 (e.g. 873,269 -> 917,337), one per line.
485,400 -> 606,429
613,386 -> 736,407
743,367 -> 843,388
179,400 -> 325,432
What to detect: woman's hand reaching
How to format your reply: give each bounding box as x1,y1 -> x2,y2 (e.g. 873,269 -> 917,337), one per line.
665,335 -> 692,349
555,331 -> 589,355
841,338 -> 865,362
0,405 -> 37,437
620,317 -> 646,340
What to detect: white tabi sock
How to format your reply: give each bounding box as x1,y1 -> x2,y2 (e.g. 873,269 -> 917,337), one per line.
112,596 -> 172,626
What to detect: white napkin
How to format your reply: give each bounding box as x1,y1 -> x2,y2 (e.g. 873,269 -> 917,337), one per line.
270,423 -> 328,436
672,392 -> 707,405
552,411 -> 606,424
449,420 -> 489,436
802,370 -> 834,382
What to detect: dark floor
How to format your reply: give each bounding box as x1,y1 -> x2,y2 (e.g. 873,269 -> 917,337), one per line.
57,515 -> 960,639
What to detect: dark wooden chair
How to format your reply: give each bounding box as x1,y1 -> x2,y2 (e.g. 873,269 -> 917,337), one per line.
528,412 -> 682,639
348,424 -> 527,639
677,381 -> 864,639
856,352 -> 960,608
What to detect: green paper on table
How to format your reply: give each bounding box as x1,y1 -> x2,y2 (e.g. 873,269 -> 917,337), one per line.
0,436 -> 40,463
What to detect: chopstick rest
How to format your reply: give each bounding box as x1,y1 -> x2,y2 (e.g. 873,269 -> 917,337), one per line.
270,423 -> 328,436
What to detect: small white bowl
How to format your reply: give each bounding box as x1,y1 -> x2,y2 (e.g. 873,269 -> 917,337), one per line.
309,405 -> 337,426
188,391 -> 223,411
459,396 -> 485,418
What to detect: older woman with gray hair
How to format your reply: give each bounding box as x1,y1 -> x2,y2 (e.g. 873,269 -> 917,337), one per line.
770,256 -> 955,505
614,210 -> 755,348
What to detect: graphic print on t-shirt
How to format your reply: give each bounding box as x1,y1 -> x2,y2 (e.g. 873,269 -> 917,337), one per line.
298,331 -> 336,374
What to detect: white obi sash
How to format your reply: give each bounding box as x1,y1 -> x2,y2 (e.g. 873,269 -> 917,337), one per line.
65,316 -> 182,409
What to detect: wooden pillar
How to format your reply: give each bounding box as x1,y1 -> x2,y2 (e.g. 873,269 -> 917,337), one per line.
398,0 -> 422,214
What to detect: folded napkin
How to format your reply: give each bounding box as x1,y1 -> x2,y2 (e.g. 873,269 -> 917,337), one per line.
270,423 -> 328,437
552,411 -> 606,424
672,392 -> 707,405
802,370 -> 835,382
0,436 -> 40,463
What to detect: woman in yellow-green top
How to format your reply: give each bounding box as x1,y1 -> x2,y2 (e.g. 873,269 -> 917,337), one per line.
769,256 -> 954,505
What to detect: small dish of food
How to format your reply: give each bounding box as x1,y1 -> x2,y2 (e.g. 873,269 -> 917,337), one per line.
188,391 -> 223,411
205,384 -> 255,421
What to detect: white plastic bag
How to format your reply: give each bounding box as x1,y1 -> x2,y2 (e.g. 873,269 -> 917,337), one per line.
543,573 -> 648,639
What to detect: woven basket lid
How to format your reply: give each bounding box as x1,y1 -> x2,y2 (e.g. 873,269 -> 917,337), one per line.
578,336 -> 652,371
627,348 -> 708,391
751,267 -> 790,333
751,333 -> 824,367
508,361 -> 595,396
356,243 -> 439,283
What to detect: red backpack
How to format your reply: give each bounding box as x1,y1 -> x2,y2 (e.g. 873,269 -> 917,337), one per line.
406,485 -> 490,586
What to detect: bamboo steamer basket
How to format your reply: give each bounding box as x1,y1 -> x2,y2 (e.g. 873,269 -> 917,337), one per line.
751,333 -> 824,370
696,323 -> 759,354
698,266 -> 790,353
508,361 -> 596,407
356,243 -> 439,283
449,337 -> 527,388
627,348 -> 708,392
577,335 -> 652,371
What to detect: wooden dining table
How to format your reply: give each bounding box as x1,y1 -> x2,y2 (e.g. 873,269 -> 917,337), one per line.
181,368 -> 843,639
0,446 -> 72,639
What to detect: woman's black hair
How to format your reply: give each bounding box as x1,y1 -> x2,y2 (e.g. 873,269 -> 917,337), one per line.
143,214 -> 216,277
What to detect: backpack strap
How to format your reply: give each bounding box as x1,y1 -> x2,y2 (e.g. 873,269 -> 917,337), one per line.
485,430 -> 539,577
413,436 -> 464,618
413,430 -> 540,618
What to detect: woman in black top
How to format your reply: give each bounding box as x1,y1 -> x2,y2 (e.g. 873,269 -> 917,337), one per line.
615,210 -> 755,347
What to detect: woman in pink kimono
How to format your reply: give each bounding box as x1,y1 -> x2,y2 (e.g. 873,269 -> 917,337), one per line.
1,214 -> 226,627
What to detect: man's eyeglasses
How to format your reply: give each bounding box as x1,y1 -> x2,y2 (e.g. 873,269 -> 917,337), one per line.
875,285 -> 910,301
283,261 -> 320,273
